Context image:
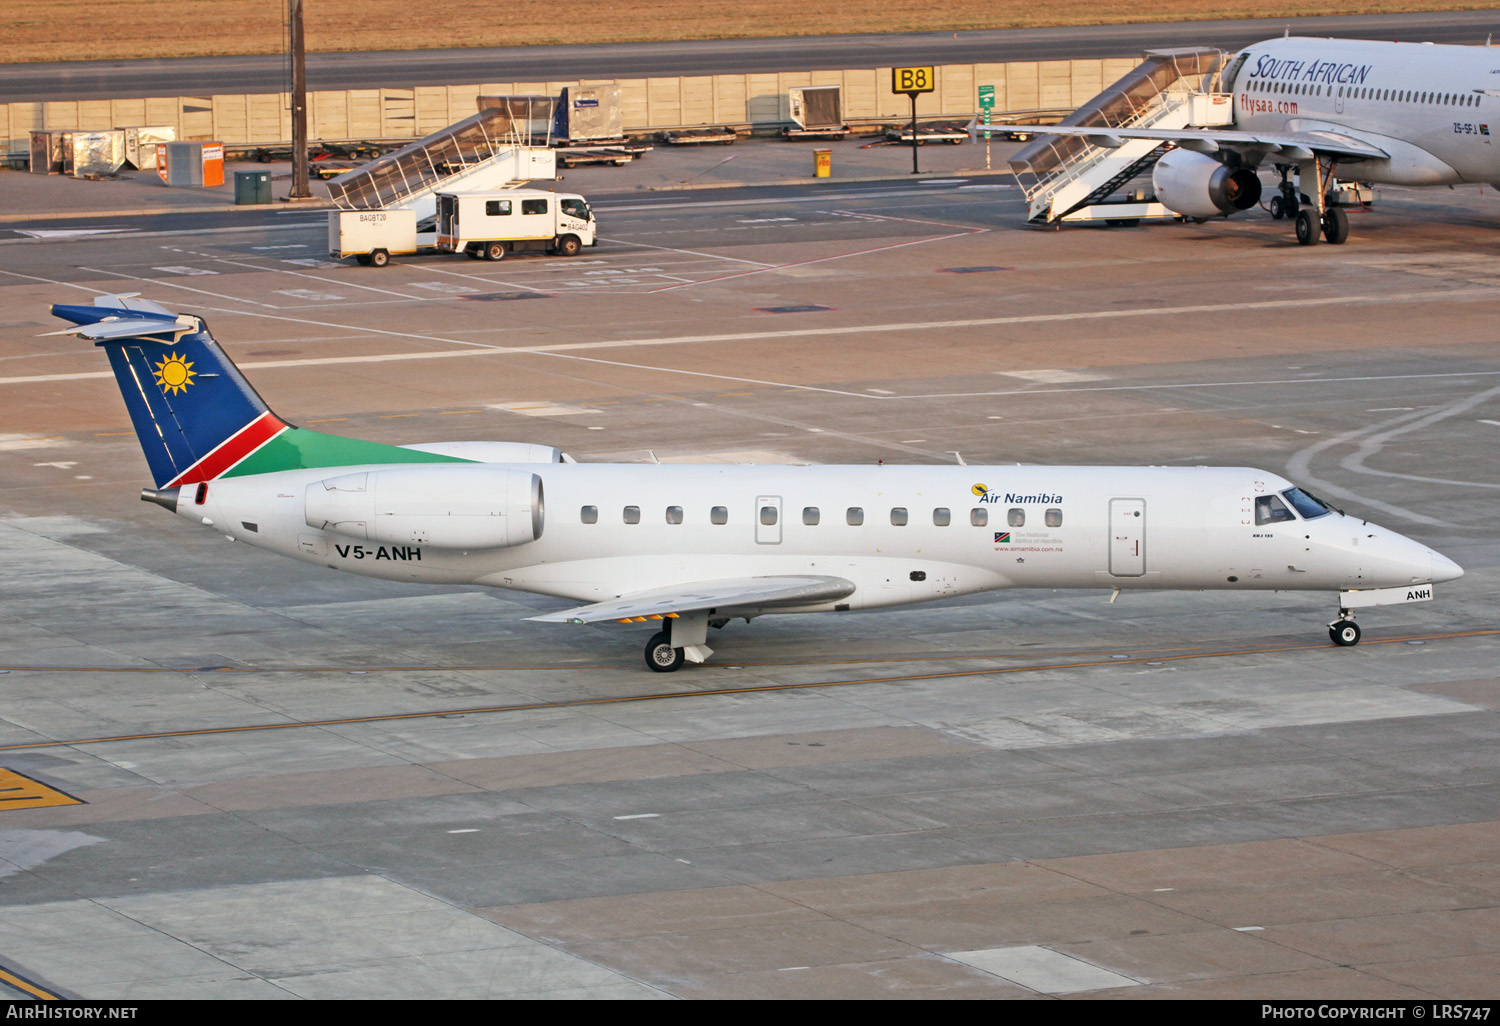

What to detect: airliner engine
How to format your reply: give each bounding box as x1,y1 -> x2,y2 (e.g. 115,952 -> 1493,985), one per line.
1151,148 -> 1262,219
306,466 -> 543,549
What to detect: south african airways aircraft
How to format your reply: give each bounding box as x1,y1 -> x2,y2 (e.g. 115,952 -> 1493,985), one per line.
1013,35 -> 1500,244
52,296 -> 1461,670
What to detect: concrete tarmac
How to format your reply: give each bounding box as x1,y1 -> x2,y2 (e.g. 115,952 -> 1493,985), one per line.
0,140 -> 1497,999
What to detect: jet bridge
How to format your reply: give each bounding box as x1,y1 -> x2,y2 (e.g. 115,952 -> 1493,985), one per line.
325,104 -> 557,222
1010,47 -> 1233,225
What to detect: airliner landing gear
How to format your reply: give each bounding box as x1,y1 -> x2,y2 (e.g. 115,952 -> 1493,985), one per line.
1295,208 -> 1320,246
643,612 -> 715,671
645,631 -> 685,672
1270,166 -> 1301,221
1322,207 -> 1350,245
1290,157 -> 1349,247
1328,612 -> 1362,647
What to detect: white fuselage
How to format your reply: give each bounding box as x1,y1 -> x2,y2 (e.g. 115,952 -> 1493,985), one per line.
1231,37 -> 1500,186
183,462 -> 1451,616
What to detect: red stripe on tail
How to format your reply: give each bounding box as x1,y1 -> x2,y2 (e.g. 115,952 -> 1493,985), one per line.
166,412 -> 287,487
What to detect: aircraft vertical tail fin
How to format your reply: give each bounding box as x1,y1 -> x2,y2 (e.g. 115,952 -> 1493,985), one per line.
51,295 -> 477,489
50,295 -> 286,489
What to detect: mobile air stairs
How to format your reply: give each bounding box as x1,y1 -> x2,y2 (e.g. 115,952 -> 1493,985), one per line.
325,103 -> 558,223
1010,47 -> 1234,226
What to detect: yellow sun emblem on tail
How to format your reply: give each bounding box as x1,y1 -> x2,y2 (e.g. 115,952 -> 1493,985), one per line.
153,352 -> 196,394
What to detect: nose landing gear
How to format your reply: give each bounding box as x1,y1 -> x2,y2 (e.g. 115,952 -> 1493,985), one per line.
1328,611 -> 1362,647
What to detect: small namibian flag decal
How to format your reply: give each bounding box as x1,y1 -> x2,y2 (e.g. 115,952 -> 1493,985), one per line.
994,531 -> 1011,544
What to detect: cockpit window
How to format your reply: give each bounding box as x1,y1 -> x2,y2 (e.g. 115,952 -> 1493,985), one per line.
1254,494 -> 1296,525
1281,487 -> 1332,520
1220,51 -> 1251,93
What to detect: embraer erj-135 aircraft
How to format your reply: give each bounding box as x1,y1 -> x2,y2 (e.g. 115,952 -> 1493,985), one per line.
52,296 -> 1462,671
1015,36 -> 1500,245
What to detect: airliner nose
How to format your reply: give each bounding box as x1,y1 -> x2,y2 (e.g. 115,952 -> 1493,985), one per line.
1431,550 -> 1465,584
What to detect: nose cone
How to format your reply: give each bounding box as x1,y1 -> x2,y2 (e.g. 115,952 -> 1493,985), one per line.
1431,550 -> 1465,584
1353,524 -> 1465,589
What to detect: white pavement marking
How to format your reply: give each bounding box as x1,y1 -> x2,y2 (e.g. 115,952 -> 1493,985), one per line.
409,281 -> 478,294
1286,408 -> 1466,528
489,401 -> 591,417
76,266 -> 281,308
645,229 -> 979,293
598,187 -> 972,215
211,255 -> 420,299
0,223 -> 320,247
0,876 -> 664,999
275,289 -> 345,301
945,945 -> 1139,994
599,235 -> 773,267
999,369 -> 1105,384
13,228 -> 138,239
0,267 -> 111,293
0,434 -> 63,451
10,278 -> 1500,408
1336,384 -> 1500,489
410,264 -> 552,292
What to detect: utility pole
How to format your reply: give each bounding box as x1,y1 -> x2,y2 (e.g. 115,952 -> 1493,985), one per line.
288,0 -> 311,199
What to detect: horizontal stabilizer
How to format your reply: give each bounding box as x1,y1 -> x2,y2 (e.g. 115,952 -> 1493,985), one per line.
49,297 -> 198,343
528,575 -> 856,624
92,293 -> 180,316
43,315 -> 198,342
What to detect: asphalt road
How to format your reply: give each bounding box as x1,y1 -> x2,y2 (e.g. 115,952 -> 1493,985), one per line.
8,10 -> 1500,103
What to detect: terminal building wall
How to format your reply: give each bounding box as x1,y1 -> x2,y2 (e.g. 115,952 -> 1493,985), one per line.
2,58 -> 1140,154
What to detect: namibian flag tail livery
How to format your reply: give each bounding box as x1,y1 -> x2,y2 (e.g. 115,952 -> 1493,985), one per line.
50,295 -> 467,489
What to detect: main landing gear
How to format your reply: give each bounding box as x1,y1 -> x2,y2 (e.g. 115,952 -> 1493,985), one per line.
1271,162 -> 1350,246
1328,610 -> 1362,647
645,631 -> 685,672
641,612 -> 721,672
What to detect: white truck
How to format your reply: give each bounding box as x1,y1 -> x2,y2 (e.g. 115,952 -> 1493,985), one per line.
327,187 -> 595,266
435,188 -> 596,260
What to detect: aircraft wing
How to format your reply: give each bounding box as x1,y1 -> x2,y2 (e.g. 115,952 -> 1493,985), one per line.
528,575 -> 856,624
1003,124 -> 1389,161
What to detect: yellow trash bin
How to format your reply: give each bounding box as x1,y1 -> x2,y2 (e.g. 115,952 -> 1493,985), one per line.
814,148 -> 832,178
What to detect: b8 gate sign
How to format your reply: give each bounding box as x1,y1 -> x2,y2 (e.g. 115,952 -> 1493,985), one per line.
892,66 -> 935,95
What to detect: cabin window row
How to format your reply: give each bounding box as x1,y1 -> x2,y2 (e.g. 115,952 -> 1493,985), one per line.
580,505 -> 1064,527
1249,79 -> 1481,107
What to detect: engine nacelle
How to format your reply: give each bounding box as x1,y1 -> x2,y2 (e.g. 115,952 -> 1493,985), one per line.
1152,148 -> 1262,219
305,466 -> 543,549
